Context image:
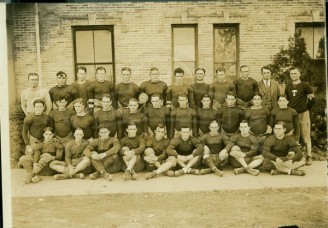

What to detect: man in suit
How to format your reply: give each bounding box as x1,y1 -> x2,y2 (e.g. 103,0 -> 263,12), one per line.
258,66 -> 282,111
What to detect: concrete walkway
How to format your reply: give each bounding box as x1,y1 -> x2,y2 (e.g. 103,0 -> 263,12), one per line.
10,161 -> 327,197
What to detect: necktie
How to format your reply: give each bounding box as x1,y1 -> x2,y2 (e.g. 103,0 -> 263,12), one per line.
265,81 -> 269,88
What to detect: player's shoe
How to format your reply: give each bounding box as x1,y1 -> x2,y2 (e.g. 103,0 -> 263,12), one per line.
73,173 -> 85,179
233,167 -> 246,175
54,173 -> 69,180
145,171 -> 157,180
189,168 -> 200,175
89,171 -> 100,180
122,169 -> 131,181
130,169 -> 137,180
24,172 -> 34,184
31,175 -> 42,183
212,167 -> 223,177
306,156 -> 313,165
174,169 -> 185,177
290,169 -> 306,176
103,172 -> 113,181
165,170 -> 175,177
270,169 -> 279,175
200,168 -> 212,175
245,167 -> 260,176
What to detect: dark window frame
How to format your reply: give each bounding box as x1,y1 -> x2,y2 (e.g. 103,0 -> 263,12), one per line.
72,25 -> 116,83
171,24 -> 198,83
213,23 -> 240,81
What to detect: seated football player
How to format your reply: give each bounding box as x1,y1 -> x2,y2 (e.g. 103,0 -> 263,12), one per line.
144,124 -> 177,180
19,127 -> 64,184
84,124 -> 122,181
260,121 -> 306,176
229,121 -> 263,176
49,128 -> 91,180
199,120 -> 230,176
120,122 -> 146,181
166,125 -> 204,176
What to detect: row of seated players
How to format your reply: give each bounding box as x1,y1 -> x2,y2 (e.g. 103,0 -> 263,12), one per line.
19,119 -> 306,184
23,90 -> 302,150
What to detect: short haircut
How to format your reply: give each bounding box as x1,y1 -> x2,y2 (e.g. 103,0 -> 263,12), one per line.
225,91 -> 236,98
174,67 -> 184,75
54,94 -> 68,102
240,65 -> 248,70
195,68 -> 205,74
121,67 -> 131,73
150,67 -> 159,73
33,99 -> 45,107
261,65 -> 271,73
74,127 -> 84,133
126,122 -> 137,128
215,67 -> 226,74
209,120 -> 219,126
155,124 -> 166,130
240,120 -> 249,125
201,94 -> 211,100
77,66 -> 87,73
73,98 -> 85,106
96,66 -> 106,73
43,127 -> 54,134
275,121 -> 286,129
98,124 -> 109,131
128,98 -> 138,103
102,94 -> 112,100
56,71 -> 67,78
28,73 -> 38,79
252,92 -> 263,99
180,124 -> 191,130
151,93 -> 161,99
289,66 -> 301,73
177,92 -> 188,99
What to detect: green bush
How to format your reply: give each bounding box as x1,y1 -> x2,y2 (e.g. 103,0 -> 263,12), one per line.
9,98 -> 26,168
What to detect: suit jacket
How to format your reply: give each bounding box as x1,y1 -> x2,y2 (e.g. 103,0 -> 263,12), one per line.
258,79 -> 282,110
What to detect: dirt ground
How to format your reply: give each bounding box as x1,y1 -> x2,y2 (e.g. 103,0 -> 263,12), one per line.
11,187 -> 327,228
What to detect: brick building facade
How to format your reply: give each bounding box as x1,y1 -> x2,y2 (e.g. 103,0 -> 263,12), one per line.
6,1 -> 325,99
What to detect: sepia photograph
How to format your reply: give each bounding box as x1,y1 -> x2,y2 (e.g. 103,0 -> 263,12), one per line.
1,0 -> 327,227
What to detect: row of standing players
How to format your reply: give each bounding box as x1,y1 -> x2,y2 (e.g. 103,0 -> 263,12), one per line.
19,65 -> 315,183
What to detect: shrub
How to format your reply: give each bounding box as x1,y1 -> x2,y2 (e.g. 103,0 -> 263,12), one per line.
9,98 -> 26,168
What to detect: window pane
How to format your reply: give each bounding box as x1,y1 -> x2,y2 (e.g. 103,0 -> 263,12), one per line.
214,28 -> 237,62
174,61 -> 195,85
173,27 -> 195,61
76,31 -> 94,63
297,27 -> 314,58
314,27 -> 325,59
94,30 -> 112,62
214,62 -> 237,81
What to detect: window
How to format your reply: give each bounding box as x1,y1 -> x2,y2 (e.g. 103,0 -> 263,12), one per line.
172,25 -> 198,84
296,23 -> 325,59
296,23 -> 325,84
214,24 -> 239,81
73,26 -> 115,82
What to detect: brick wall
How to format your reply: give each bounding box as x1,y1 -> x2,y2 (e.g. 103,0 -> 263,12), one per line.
8,0 -> 325,97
